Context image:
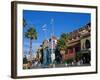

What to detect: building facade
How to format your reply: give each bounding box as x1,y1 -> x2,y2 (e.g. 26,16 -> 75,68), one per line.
63,23 -> 91,64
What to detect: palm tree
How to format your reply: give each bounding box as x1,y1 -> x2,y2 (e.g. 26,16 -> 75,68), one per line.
57,33 -> 69,61
25,27 -> 37,60
57,33 -> 69,50
57,33 -> 69,59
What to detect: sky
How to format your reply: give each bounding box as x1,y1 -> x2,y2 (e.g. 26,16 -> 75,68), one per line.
23,10 -> 91,56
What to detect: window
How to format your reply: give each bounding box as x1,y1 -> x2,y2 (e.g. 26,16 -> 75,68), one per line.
85,39 -> 90,49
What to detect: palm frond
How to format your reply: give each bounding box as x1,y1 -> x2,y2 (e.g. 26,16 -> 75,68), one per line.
24,27 -> 37,40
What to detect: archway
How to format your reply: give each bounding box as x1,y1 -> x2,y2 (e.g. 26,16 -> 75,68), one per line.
85,39 -> 90,49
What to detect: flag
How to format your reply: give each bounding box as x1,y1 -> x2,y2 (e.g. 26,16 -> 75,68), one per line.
42,24 -> 47,31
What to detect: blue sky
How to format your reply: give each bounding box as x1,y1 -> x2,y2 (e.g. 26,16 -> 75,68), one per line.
23,10 -> 91,55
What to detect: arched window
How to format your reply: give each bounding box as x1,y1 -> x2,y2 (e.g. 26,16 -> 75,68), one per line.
85,39 -> 90,49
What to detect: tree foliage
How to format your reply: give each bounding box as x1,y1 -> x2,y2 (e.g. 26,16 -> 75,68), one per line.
57,33 -> 69,50
25,27 -> 37,40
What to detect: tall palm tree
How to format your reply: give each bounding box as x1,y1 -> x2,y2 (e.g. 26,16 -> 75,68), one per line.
25,27 -> 37,60
57,33 -> 69,59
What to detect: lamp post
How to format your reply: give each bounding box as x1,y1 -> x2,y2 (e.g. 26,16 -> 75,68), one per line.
42,24 -> 47,39
51,18 -> 55,67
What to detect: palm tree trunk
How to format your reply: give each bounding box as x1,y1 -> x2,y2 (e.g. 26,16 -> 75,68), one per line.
29,38 -> 32,60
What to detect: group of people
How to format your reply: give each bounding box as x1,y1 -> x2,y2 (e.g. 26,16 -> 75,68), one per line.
26,39 -> 91,69
23,39 -> 91,69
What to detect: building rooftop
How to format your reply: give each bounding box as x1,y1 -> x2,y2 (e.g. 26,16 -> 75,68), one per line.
67,22 -> 91,43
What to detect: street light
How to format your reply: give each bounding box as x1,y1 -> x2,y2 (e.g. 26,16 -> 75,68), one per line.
42,24 -> 47,39
51,18 -> 56,67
